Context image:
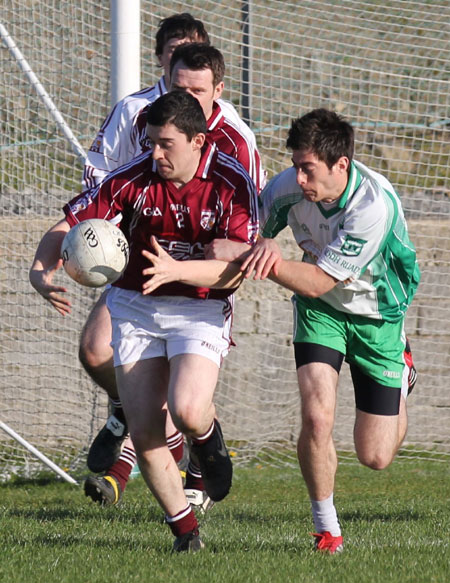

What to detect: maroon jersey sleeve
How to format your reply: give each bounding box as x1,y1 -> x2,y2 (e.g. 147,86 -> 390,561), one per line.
207,103 -> 265,193
65,153 -> 151,229
213,151 -> 259,245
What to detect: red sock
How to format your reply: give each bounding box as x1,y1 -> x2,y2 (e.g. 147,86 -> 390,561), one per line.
166,505 -> 198,537
167,430 -> 184,465
184,460 -> 205,491
107,445 -> 136,492
191,421 -> 215,446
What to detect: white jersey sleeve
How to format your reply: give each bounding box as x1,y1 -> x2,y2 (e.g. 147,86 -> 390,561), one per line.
259,167 -> 303,237
82,78 -> 167,190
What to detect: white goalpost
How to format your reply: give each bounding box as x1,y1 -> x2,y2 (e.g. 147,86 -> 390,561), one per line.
0,421 -> 78,485
1,0 -> 449,481
110,0 -> 141,106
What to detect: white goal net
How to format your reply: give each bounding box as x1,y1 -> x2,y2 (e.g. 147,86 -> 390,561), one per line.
1,0 -> 449,480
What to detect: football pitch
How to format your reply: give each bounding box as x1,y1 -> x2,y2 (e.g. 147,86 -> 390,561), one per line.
1,458 -> 448,583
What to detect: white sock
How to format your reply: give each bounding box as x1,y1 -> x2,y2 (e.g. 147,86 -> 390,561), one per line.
310,493 -> 341,536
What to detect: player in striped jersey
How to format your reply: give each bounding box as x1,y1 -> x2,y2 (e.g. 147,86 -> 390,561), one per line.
82,20 -> 261,190
239,109 -> 420,553
30,92 -> 258,551
82,13 -> 210,190
79,20 -> 265,510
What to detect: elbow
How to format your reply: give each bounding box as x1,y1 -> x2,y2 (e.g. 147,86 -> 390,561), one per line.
301,279 -> 337,299
300,283 -> 328,298
304,287 -> 323,299
308,268 -> 337,297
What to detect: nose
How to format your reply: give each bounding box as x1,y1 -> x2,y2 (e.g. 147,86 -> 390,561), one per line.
296,168 -> 307,187
152,144 -> 164,160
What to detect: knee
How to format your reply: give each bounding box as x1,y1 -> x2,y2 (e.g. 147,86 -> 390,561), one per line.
79,327 -> 112,371
301,409 -> 335,442
356,448 -> 395,471
170,404 -> 203,436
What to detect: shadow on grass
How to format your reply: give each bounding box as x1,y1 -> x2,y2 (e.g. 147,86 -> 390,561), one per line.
341,508 -> 424,523
3,504 -> 163,525
2,476 -> 68,487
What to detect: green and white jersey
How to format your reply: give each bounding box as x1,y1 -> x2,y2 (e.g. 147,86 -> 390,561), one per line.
260,160 -> 420,322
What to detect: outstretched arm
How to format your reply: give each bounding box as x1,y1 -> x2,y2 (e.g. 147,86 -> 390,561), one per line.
268,260 -> 338,297
241,236 -> 338,297
29,218 -> 72,316
141,236 -> 244,295
204,239 -> 252,263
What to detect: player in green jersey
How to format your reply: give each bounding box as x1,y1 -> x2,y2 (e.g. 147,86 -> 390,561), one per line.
241,108 -> 420,553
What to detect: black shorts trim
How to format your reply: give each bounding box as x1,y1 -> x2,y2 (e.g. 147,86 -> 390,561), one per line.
350,364 -> 401,416
294,342 -> 344,374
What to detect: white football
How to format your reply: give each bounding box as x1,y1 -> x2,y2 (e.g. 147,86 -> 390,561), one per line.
61,219 -> 129,287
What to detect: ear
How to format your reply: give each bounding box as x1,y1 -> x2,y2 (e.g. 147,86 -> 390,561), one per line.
213,81 -> 224,100
192,132 -> 206,151
335,156 -> 350,173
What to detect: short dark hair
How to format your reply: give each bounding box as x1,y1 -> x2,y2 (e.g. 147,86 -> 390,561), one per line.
146,90 -> 207,140
170,43 -> 225,87
155,13 -> 210,57
286,109 -> 354,168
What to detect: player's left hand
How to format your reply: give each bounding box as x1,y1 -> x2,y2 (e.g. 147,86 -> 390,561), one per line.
141,236 -> 180,294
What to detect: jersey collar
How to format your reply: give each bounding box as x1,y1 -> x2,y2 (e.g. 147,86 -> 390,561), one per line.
195,142 -> 218,179
207,101 -> 224,132
337,161 -> 362,208
159,75 -> 168,95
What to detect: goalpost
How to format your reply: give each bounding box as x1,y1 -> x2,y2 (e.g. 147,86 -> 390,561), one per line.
1,0 -> 449,480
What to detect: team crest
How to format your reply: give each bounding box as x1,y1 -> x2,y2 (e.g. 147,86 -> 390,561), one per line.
89,132 -> 104,153
200,210 -> 215,231
70,192 -> 94,214
341,235 -> 366,256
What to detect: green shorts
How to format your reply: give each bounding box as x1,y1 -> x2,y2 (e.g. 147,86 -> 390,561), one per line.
292,294 -> 405,388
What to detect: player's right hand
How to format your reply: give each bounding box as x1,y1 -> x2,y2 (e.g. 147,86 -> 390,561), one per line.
29,258 -> 72,316
240,237 -> 283,280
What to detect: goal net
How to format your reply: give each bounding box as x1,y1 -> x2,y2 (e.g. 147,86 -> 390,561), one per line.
1,0 -> 449,480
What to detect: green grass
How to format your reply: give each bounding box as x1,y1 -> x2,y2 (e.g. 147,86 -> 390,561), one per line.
1,459 -> 449,583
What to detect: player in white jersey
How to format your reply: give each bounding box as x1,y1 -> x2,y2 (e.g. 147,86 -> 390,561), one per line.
82,26 -> 257,189
150,109 -> 421,554
30,91 -> 258,552
239,109 -> 420,553
82,13 -> 210,190
79,19 -> 265,510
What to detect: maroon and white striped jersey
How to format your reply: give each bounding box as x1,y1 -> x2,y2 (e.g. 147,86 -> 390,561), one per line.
82,76 -> 265,192
82,78 -> 168,190
67,142 -> 259,300
204,101 -> 265,193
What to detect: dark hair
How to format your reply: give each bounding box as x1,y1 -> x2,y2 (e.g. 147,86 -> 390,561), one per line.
146,90 -> 207,140
155,13 -> 210,57
170,43 -> 225,87
286,109 -> 354,168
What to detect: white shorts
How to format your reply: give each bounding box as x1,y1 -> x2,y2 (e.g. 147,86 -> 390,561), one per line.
106,287 -> 233,368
